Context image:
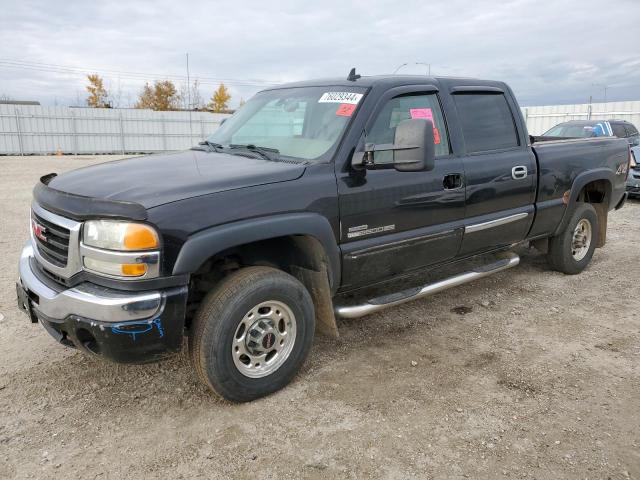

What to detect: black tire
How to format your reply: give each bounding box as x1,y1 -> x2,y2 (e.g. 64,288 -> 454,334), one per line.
189,266 -> 315,402
547,203 -> 598,275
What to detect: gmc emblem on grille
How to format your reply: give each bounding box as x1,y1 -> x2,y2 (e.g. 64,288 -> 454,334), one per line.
31,219 -> 47,242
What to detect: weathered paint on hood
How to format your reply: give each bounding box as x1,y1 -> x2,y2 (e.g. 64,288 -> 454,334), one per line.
48,150 -> 306,208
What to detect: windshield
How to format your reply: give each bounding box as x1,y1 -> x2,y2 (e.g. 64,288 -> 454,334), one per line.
543,122 -> 613,138
205,86 -> 367,162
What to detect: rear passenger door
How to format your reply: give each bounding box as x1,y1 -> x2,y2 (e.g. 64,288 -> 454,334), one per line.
451,88 -> 536,255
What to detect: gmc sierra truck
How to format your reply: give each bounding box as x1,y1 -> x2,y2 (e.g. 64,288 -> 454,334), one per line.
17,71 -> 630,401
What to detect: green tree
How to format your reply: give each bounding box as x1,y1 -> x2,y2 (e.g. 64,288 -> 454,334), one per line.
135,80 -> 180,111
208,83 -> 231,112
86,74 -> 109,108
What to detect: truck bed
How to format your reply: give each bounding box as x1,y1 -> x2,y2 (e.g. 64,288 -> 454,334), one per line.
527,136 -> 629,239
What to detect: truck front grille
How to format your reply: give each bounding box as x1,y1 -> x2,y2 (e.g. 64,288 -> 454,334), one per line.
32,211 -> 71,267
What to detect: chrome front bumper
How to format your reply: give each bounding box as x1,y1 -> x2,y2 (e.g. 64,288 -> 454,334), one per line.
18,242 -> 162,322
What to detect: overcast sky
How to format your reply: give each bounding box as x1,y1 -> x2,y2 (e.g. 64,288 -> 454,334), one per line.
1,0 -> 639,108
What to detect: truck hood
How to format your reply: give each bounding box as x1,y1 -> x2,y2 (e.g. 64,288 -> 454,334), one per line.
47,150 -> 306,209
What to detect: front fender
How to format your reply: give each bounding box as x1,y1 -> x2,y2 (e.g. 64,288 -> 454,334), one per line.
172,213 -> 341,289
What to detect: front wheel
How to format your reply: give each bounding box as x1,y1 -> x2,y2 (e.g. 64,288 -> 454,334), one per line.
189,266 -> 315,402
547,203 -> 598,275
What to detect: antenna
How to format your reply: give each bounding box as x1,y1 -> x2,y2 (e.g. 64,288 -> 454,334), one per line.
347,67 -> 361,81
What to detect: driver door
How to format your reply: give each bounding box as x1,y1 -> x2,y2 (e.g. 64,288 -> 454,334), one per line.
337,87 -> 466,289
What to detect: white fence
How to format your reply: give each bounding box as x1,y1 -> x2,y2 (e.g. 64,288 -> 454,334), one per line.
522,101 -> 640,136
0,105 -> 231,155
3,101 -> 639,155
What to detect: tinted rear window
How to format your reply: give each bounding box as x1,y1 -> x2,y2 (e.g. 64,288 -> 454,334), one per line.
453,93 -> 519,153
611,123 -> 627,137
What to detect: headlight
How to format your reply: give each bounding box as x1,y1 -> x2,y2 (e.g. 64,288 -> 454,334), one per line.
82,221 -> 160,279
84,220 -> 159,251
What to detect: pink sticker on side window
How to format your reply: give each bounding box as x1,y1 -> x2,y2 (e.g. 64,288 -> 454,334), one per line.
409,108 -> 434,121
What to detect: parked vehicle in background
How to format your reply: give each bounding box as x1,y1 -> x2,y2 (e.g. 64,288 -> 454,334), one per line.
628,147 -> 640,197
543,119 -> 640,144
16,72 -> 631,401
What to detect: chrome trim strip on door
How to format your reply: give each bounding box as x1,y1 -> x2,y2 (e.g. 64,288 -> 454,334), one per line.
345,229 -> 457,259
465,212 -> 529,234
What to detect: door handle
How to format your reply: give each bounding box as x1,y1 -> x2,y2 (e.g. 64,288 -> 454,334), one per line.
443,173 -> 463,190
512,166 -> 528,180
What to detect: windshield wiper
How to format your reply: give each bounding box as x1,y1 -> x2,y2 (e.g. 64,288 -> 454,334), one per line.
195,140 -> 225,152
229,144 -> 280,161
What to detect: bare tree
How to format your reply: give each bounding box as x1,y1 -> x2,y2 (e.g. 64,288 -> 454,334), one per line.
191,79 -> 204,110
179,79 -> 204,110
107,79 -> 124,109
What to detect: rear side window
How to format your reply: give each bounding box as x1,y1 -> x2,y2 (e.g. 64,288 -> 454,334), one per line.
453,93 -> 519,153
611,123 -> 627,138
626,124 -> 639,136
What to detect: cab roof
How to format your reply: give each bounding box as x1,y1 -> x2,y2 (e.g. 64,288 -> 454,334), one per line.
263,74 -> 508,92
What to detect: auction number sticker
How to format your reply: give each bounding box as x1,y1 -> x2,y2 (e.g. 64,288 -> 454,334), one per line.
318,92 -> 363,104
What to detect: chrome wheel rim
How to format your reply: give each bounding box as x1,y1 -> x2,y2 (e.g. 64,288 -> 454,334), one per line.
232,300 -> 297,378
571,218 -> 592,261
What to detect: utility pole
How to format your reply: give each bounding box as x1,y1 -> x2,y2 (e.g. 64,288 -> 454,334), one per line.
186,53 -> 193,141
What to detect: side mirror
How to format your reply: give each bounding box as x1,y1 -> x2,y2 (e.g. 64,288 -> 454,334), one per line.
393,119 -> 435,172
351,119 -> 436,172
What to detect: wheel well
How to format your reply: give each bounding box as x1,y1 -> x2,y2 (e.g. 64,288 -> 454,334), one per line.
185,235 -> 335,330
577,179 -> 611,248
577,179 -> 610,204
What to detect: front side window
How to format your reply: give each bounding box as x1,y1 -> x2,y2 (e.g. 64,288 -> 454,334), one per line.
366,93 -> 450,164
453,93 -> 519,153
207,86 -> 366,162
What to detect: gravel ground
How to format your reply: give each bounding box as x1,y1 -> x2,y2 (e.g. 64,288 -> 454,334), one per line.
0,155 -> 639,479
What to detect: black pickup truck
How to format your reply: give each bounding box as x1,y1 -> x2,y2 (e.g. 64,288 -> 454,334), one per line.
17,72 -> 630,401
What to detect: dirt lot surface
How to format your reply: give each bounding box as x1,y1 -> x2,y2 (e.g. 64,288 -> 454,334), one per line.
0,155 -> 638,479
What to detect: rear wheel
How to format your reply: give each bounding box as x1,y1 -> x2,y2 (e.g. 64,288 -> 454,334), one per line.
547,203 -> 598,275
189,266 -> 315,402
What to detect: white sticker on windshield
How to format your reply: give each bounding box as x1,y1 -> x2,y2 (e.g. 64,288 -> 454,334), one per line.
318,92 -> 363,104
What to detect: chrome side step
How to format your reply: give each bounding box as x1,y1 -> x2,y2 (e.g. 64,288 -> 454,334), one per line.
334,251 -> 520,319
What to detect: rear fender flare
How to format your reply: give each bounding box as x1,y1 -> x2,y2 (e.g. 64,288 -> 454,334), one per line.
172,213 -> 341,290
553,168 -> 614,236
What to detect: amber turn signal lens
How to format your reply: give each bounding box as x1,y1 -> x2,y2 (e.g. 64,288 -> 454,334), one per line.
121,263 -> 148,276
123,224 -> 159,250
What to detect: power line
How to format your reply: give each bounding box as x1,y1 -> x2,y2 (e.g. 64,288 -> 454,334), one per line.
0,58 -> 278,88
